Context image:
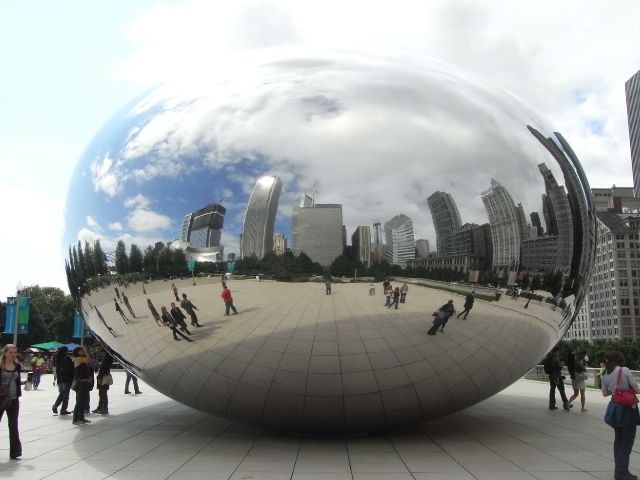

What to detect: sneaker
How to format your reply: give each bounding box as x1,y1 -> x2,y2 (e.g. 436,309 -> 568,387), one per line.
581,408 -> 588,412
60,411 -> 72,415
72,421 -> 80,425
92,409 -> 101,413
52,405 -> 58,415
134,391 -> 142,395
549,406 -> 558,410
80,419 -> 91,424
9,451 -> 22,459
124,391 -> 131,394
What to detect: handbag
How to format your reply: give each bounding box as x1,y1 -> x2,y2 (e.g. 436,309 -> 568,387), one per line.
100,373 -> 113,386
612,368 -> 639,406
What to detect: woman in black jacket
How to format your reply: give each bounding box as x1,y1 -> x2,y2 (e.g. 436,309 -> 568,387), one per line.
0,344 -> 24,459
93,351 -> 113,414
72,347 -> 91,425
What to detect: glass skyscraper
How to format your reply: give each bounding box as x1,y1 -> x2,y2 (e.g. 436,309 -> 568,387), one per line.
384,214 -> 416,267
292,201 -> 343,266
241,175 -> 283,259
181,203 -> 226,249
427,191 -> 462,255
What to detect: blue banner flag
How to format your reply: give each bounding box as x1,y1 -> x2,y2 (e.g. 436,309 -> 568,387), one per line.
3,297 -> 16,334
72,312 -> 92,338
17,297 -> 30,334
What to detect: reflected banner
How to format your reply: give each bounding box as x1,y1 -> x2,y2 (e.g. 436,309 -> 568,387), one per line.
3,296 -> 30,335
72,312 -> 92,339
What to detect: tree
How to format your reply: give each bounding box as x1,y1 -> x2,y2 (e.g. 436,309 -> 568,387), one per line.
530,276 -> 541,292
84,241 -> 96,278
129,244 -> 144,273
76,240 -> 86,282
115,240 -> 128,274
93,240 -> 107,275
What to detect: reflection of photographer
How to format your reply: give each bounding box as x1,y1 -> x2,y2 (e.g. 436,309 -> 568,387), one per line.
545,346 -> 570,410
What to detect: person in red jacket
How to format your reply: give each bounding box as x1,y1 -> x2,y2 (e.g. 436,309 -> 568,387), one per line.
221,286 -> 238,316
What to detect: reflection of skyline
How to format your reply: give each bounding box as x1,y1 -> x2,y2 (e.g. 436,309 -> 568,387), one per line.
241,175 -> 283,259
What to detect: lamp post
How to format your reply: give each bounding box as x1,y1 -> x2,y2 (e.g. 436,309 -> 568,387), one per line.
12,282 -> 23,347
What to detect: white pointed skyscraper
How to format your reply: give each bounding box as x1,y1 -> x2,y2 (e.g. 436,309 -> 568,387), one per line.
384,214 -> 416,267
241,175 -> 283,259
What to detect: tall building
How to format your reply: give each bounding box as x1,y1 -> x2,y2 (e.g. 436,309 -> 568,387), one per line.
273,232 -> 287,255
292,202 -> 343,266
530,212 -> 544,237
384,214 -> 416,267
372,222 -> 382,246
539,163 -> 574,274
351,226 -> 371,268
415,239 -> 430,258
481,179 -> 522,277
626,69 -> 640,198
291,194 -> 314,251
427,191 -> 462,255
181,203 -> 226,249
565,213 -> 640,341
241,175 -> 283,259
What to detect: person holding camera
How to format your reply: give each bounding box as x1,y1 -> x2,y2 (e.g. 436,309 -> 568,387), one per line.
71,347 -> 92,425
546,346 -> 570,411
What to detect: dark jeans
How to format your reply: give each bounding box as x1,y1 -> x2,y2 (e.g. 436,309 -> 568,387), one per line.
125,372 -> 140,393
187,310 -> 199,325
0,398 -> 21,457
32,370 -> 41,389
614,425 -> 637,478
54,381 -> 71,411
388,298 -> 399,309
225,301 -> 238,315
400,293 -> 407,303
97,385 -> 109,412
457,308 -> 472,318
73,384 -> 89,422
548,376 -> 569,408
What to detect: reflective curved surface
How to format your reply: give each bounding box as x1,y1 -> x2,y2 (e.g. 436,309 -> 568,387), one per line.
64,47 -> 596,431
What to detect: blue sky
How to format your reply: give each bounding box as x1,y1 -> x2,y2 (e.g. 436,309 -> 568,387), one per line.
1,0 -> 639,299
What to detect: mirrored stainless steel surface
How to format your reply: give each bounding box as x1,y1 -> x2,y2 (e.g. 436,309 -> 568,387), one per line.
64,47 -> 596,431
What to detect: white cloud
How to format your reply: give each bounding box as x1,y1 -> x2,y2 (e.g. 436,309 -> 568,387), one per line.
120,0 -> 640,189
123,194 -> 150,209
109,222 -> 124,231
90,153 -> 121,197
127,208 -> 172,233
86,215 -> 101,231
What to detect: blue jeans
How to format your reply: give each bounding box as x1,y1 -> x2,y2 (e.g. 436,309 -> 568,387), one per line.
614,425 -> 637,478
54,382 -> 71,411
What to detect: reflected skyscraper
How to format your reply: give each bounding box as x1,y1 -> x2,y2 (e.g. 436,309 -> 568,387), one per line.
273,232 -> 287,255
415,239 -> 430,258
538,163 -> 573,273
626,69 -> 640,198
181,203 -> 226,249
351,226 -> 371,268
384,214 -> 415,267
427,191 -> 462,255
481,179 -> 522,277
292,200 -> 343,266
241,175 -> 283,259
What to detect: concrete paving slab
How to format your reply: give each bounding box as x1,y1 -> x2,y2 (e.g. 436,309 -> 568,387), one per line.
0,370 -> 630,479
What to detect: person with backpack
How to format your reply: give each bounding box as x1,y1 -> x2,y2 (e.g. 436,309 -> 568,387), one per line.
545,347 -> 570,411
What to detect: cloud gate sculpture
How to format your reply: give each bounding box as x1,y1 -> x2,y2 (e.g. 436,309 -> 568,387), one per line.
64,47 -> 595,431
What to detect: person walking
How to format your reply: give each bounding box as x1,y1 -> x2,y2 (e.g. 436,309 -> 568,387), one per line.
221,286 -> 238,316
545,347 -> 570,411
170,283 -> 179,302
388,287 -> 400,309
124,371 -> 142,395
427,300 -> 455,335
121,293 -> 137,318
71,347 -> 91,425
400,283 -> 409,303
368,282 -> 376,296
601,350 -> 640,480
114,298 -> 130,324
0,344 -> 24,459
325,279 -> 332,295
568,355 -> 588,412
147,299 -> 163,327
93,351 -> 113,414
457,291 -> 475,319
181,293 -> 201,327
30,352 -> 45,390
170,303 -> 193,335
52,346 -> 74,415
161,306 -> 193,341
384,285 -> 393,306
114,286 -> 121,301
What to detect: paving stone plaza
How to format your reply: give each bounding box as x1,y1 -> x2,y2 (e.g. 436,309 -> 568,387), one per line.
0,371 -> 632,480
